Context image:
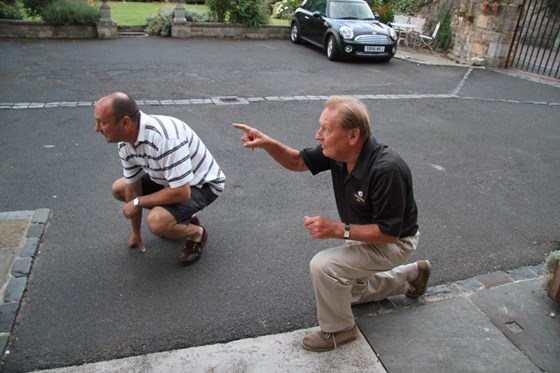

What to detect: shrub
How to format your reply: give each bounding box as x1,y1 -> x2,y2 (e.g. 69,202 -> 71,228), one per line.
0,1 -> 23,19
272,0 -> 299,20
373,2 -> 393,24
184,8 -> 215,22
23,0 -> 53,18
433,5 -> 452,52
41,0 -> 100,25
229,0 -> 269,26
390,0 -> 414,15
145,7 -> 173,36
206,0 -> 229,22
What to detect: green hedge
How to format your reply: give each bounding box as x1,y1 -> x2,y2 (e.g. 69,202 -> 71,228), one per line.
41,0 -> 99,25
0,0 -> 23,18
206,0 -> 229,22
23,0 -> 52,18
229,0 -> 269,26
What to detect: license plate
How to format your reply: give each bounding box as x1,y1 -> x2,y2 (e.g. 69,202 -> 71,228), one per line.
364,46 -> 384,52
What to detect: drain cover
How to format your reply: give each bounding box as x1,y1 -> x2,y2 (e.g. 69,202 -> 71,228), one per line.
212,96 -> 249,105
505,321 -> 524,333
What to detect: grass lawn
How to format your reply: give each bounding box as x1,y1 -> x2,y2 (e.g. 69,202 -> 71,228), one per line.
15,0 -> 289,26
106,1 -> 196,26
102,1 -> 288,26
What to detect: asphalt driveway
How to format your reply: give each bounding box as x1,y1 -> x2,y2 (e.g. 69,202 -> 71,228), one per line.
0,37 -> 559,371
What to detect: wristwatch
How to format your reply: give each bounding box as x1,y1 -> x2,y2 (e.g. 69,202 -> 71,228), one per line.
133,197 -> 140,207
343,223 -> 351,239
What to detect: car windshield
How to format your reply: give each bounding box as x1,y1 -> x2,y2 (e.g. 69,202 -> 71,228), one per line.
328,1 -> 376,20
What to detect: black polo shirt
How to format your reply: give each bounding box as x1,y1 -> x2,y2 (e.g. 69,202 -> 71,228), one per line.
300,137 -> 418,238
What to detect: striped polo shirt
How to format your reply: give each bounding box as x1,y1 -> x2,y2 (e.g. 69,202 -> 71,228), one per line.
118,112 -> 225,196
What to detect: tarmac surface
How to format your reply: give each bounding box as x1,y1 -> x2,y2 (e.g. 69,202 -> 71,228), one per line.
1,209 -> 558,372
1,46 -> 559,372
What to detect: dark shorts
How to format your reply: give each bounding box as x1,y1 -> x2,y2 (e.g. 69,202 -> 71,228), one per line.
141,175 -> 218,224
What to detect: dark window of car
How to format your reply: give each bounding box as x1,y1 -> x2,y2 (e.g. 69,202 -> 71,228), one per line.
303,0 -> 327,15
328,0 -> 375,20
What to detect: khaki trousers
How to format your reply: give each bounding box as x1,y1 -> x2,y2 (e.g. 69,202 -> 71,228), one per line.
309,232 -> 419,333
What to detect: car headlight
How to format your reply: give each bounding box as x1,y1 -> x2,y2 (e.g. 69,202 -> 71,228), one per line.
390,28 -> 398,41
339,26 -> 354,40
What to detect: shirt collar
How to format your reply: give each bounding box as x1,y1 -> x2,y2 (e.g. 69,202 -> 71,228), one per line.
350,137 -> 380,180
134,111 -> 147,146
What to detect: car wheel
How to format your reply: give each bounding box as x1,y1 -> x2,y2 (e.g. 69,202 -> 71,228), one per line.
326,35 -> 339,61
290,22 -> 301,44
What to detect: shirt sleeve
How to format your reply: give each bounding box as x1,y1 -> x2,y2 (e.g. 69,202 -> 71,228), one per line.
300,145 -> 332,175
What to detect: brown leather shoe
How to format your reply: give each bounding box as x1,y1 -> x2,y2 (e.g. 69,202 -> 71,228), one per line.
301,325 -> 358,352
405,260 -> 432,298
190,214 -> 200,226
179,226 -> 207,266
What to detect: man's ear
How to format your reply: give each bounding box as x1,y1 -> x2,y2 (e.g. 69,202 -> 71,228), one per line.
349,128 -> 360,145
121,116 -> 132,129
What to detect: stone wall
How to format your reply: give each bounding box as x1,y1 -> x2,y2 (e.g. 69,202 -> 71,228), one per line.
0,19 -> 289,40
0,19 -> 98,38
172,22 -> 290,39
452,0 -> 523,67
415,0 -> 524,68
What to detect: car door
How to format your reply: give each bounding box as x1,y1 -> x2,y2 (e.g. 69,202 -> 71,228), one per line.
307,0 -> 327,46
299,0 -> 327,47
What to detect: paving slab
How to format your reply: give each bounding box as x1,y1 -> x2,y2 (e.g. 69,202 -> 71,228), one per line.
0,210 -> 48,360
0,217 -> 30,301
357,296 -> 540,372
470,279 -> 560,373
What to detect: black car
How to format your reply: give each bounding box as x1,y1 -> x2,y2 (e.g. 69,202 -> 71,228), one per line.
290,0 -> 398,61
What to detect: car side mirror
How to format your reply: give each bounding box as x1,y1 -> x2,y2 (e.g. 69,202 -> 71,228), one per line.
312,11 -> 322,18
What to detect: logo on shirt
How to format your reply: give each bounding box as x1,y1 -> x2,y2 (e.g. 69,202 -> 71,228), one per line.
354,190 -> 365,204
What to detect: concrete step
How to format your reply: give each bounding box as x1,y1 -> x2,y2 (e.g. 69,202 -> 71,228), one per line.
117,25 -> 146,37
118,31 -> 148,37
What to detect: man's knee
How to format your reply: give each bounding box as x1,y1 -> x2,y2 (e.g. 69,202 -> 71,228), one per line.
146,208 -> 173,237
310,250 -> 331,277
111,178 -> 126,201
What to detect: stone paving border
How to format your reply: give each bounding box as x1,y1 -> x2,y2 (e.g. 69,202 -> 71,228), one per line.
353,263 -> 545,319
1,66 -> 559,110
0,209 -> 50,360
0,94 -> 559,111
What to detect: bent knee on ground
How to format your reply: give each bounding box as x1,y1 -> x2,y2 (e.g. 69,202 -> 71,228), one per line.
310,250 -> 335,276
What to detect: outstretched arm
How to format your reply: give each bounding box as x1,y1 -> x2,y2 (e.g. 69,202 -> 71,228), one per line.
233,123 -> 309,172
